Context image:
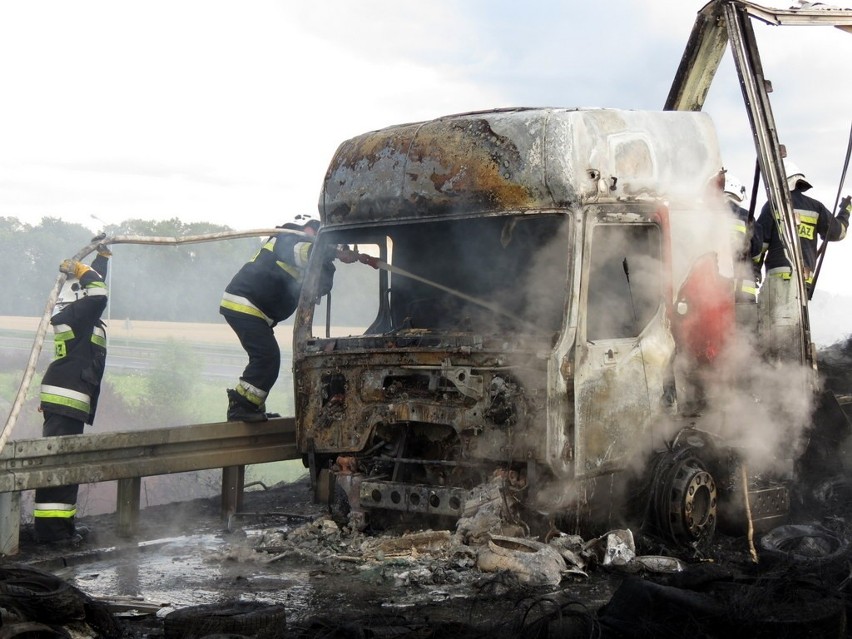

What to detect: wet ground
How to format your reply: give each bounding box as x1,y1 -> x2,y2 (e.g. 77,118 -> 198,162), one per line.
11,476 -> 623,637
10,463 -> 852,638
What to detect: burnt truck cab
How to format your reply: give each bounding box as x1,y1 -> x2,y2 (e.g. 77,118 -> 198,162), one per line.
293,107 -> 732,544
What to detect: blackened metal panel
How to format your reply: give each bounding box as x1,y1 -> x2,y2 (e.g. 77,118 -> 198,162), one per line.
319,109 -> 567,224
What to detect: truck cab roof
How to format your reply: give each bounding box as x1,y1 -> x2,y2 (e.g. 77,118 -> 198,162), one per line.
318,107 -> 722,226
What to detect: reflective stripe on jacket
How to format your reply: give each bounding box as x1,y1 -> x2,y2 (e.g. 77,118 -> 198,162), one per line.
219,231 -> 314,324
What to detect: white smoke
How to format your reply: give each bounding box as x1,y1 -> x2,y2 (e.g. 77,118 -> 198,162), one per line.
667,189 -> 816,477
687,332 -> 814,476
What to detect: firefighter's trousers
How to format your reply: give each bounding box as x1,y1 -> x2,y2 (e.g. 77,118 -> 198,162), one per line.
224,313 -> 281,403
758,274 -> 806,363
33,412 -> 85,542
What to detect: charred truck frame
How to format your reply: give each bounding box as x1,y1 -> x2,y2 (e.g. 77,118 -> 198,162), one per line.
292,1 -> 852,550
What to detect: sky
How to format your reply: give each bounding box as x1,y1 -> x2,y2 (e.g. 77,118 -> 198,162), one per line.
1,0 -> 851,295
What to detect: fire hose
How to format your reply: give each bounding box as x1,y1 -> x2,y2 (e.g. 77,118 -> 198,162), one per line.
0,228 -> 286,456
365,258 -> 536,329
1,230 -> 535,454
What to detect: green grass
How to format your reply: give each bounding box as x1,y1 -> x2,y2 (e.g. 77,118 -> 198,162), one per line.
104,373 -> 147,410
0,371 -> 40,404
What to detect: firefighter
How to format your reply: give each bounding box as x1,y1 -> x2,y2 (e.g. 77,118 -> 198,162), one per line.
755,159 -> 850,359
723,172 -> 762,333
220,218 -> 343,422
33,244 -> 111,544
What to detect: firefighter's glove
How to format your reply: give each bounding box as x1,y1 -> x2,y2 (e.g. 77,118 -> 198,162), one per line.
335,247 -> 359,264
59,259 -> 91,279
96,243 -> 112,257
840,195 -> 851,216
334,247 -> 379,269
59,259 -> 80,275
358,254 -> 379,269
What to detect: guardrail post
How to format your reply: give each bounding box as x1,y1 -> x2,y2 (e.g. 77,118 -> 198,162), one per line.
117,477 -> 141,538
221,465 -> 245,519
0,492 -> 21,556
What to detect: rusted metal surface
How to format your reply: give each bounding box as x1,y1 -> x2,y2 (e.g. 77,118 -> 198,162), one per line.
320,112 -> 555,224
319,108 -> 723,227
574,312 -> 676,477
295,350 -> 549,458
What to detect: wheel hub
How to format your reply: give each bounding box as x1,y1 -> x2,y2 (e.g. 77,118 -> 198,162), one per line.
667,458 -> 717,542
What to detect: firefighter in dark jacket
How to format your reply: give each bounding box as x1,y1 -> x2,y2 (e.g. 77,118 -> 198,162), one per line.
34,246 -> 110,543
755,159 -> 850,360
220,219 -> 340,422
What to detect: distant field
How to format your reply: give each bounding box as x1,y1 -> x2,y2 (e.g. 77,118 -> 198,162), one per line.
0,315 -> 252,345
0,316 -> 363,347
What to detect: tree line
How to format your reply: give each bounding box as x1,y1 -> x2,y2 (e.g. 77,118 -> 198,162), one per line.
2,216 -> 269,323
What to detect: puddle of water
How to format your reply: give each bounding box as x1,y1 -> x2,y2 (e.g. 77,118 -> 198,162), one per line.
68,531 -> 319,612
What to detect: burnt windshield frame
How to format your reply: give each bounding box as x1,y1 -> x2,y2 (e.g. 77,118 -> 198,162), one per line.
309,212 -> 572,338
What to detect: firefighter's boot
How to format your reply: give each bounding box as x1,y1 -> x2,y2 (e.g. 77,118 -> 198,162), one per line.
226,389 -> 267,423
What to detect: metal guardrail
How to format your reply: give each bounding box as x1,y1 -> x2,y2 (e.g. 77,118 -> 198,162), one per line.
0,418 -> 298,491
0,418 -> 300,555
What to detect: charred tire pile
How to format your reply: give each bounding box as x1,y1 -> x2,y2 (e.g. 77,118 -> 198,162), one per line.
163,601 -> 287,639
0,563 -> 121,638
0,564 -> 86,624
598,573 -> 846,638
0,621 -> 70,639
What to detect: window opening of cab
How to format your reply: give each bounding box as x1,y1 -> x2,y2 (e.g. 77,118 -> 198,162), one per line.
310,235 -> 386,338
308,214 -> 571,339
586,224 -> 663,341
386,214 -> 569,334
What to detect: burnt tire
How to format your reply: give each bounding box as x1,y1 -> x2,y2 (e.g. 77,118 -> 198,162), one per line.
599,575 -> 845,639
0,564 -> 87,624
643,447 -> 718,550
164,601 -> 287,639
759,524 -> 850,569
0,622 -> 70,639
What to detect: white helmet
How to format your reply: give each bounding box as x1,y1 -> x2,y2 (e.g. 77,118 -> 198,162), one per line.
723,173 -> 747,203
53,279 -> 84,316
783,158 -> 813,192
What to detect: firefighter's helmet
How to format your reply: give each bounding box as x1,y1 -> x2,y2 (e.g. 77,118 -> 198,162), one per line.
279,214 -> 320,235
783,158 -> 813,192
294,214 -> 320,234
53,279 -> 84,316
724,174 -> 747,203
